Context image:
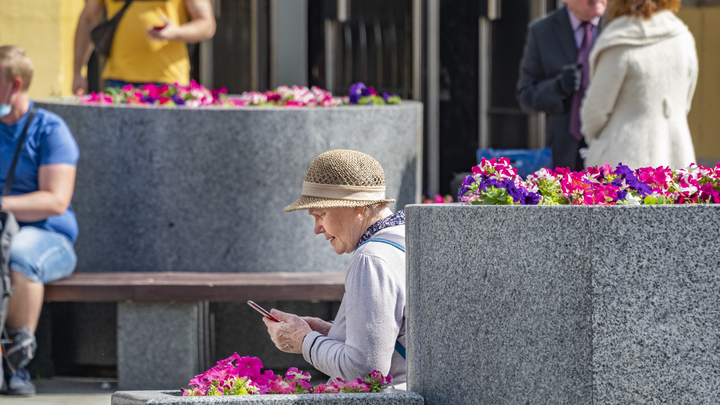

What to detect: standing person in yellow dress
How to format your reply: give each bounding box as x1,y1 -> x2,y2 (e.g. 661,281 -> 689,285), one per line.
72,0 -> 216,93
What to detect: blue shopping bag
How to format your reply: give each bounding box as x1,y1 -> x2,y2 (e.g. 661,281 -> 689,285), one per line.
476,148 -> 553,179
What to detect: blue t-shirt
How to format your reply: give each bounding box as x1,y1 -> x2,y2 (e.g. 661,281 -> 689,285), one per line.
0,102 -> 80,243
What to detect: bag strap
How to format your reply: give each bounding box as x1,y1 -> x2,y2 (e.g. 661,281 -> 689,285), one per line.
3,108 -> 37,197
357,238 -> 406,252
357,237 -> 407,359
114,0 -> 134,20
395,340 -> 406,360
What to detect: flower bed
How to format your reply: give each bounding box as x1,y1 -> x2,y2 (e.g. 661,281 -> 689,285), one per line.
459,158 -> 720,206
422,194 -> 453,204
78,81 -> 400,108
182,354 -> 393,397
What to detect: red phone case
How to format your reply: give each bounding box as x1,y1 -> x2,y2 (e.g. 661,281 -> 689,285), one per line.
247,300 -> 280,322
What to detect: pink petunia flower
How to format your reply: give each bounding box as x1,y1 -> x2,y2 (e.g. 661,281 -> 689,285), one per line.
269,378 -> 296,394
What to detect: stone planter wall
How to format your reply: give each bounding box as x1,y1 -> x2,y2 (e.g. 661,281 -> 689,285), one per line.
35,100 -> 422,274
406,204 -> 720,404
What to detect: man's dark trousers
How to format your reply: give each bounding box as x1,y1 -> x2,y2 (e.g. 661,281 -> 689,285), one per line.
517,6 -> 593,171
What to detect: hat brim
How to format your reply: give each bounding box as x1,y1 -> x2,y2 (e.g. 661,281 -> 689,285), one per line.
284,195 -> 396,212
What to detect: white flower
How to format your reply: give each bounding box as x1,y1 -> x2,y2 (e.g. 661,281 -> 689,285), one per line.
625,193 -> 642,205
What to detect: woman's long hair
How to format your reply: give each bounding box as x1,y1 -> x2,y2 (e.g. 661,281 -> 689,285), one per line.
608,0 -> 681,21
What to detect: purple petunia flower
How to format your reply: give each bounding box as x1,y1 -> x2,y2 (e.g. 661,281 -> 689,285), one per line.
615,163 -> 651,196
478,177 -> 504,191
506,181 -> 524,202
616,189 -> 628,202
522,190 -> 541,205
505,180 -> 540,205
458,174 -> 478,200
349,82 -> 370,103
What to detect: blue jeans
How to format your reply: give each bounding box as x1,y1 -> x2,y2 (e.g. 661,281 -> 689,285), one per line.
9,227 -> 76,285
104,79 -> 168,90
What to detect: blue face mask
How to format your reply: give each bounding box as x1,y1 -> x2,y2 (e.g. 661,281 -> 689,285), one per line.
0,85 -> 13,118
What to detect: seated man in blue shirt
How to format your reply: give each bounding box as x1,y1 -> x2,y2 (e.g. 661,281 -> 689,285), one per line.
0,46 -> 79,396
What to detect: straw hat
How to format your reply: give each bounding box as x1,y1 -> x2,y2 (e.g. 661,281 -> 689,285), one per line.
284,150 -> 395,212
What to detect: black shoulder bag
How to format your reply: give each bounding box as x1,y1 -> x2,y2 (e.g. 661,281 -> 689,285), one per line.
0,108 -> 37,342
90,0 -> 134,58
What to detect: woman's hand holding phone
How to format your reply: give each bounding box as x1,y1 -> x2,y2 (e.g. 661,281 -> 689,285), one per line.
261,308 -> 312,354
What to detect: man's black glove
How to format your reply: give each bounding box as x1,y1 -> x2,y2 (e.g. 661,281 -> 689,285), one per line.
559,63 -> 582,95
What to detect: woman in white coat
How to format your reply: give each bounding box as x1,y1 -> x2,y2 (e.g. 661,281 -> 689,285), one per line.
580,0 -> 698,169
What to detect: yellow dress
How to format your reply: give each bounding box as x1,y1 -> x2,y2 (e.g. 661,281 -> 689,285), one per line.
101,0 -> 207,85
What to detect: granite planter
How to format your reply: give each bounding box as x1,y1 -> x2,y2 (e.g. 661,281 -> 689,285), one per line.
111,389 -> 424,405
405,204 -> 720,405
34,100 -> 422,274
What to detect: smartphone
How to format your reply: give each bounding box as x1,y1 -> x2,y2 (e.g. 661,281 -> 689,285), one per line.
247,300 -> 280,322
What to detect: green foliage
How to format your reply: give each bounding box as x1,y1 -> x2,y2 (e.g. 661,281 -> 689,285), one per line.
225,377 -> 253,396
476,186 -> 513,205
355,95 -> 401,105
644,195 -> 669,205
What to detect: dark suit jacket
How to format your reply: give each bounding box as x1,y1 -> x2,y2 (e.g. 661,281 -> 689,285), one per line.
517,6 -> 589,170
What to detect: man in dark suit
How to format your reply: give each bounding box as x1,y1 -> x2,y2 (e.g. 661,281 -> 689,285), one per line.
517,0 -> 606,170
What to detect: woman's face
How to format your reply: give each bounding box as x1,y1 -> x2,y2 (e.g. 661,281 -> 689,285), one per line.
308,207 -> 366,255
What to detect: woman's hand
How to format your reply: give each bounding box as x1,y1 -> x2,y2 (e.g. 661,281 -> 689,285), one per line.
146,15 -> 179,41
300,316 -> 332,336
263,309 -> 312,354
145,2 -> 215,44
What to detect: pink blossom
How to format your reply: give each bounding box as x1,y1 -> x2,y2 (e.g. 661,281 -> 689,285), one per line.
269,378 -> 296,394
236,356 -> 263,378
314,384 -> 338,393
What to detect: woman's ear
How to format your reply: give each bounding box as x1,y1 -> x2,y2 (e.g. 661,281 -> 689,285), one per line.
356,206 -> 366,215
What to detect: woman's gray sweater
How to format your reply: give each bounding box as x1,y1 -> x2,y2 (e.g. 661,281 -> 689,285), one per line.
301,225 -> 407,384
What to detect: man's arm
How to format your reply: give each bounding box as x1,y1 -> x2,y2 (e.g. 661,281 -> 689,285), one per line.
73,0 -> 105,95
2,165 -> 76,223
516,25 -> 577,115
147,0 -> 216,43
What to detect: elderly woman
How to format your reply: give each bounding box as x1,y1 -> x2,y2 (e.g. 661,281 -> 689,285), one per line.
262,149 -> 407,386
580,0 -> 698,169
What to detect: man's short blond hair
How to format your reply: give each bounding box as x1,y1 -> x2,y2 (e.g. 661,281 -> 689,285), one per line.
0,45 -> 34,91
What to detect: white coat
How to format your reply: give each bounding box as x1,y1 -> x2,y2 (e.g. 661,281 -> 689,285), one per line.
581,10 -> 698,169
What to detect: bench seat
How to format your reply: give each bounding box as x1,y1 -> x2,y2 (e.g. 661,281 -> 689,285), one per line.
43,271 -> 347,390
44,271 -> 346,302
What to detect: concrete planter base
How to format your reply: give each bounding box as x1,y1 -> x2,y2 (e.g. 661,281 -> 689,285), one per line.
111,389 -> 424,405
406,205 -> 720,404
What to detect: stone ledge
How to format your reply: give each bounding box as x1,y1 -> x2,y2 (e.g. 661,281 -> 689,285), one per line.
111,389 -> 424,404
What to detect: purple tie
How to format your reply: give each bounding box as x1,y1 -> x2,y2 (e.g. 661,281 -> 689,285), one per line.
570,21 -> 592,141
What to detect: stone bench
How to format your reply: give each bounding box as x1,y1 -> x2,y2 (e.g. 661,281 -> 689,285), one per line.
44,271 -> 346,390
